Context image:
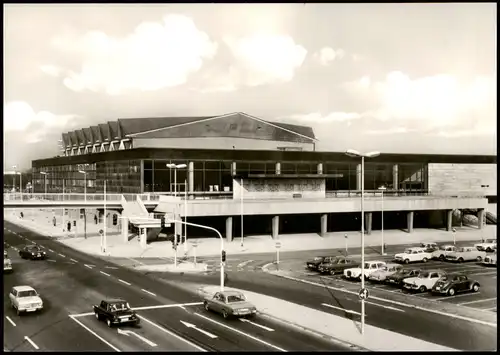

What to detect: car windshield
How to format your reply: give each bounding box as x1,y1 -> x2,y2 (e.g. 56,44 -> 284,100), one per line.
314,257 -> 323,261
439,275 -> 449,281
227,294 -> 246,303
363,263 -> 371,268
456,247 -> 466,252
418,272 -> 430,278
27,246 -> 40,251
18,290 -> 37,297
486,239 -> 496,243
403,249 -> 412,254
110,302 -> 130,311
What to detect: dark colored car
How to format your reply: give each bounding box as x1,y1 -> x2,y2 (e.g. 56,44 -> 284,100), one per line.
385,268 -> 421,286
431,274 -> 480,296
19,245 -> 46,260
318,257 -> 359,275
93,299 -> 140,327
306,256 -> 338,271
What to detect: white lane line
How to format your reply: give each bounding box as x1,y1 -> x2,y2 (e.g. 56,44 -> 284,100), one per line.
100,271 -> 111,277
5,316 -> 16,327
436,292 -> 481,301
118,279 -> 132,286
58,253 -> 66,258
363,300 -> 405,313
133,302 -> 203,311
194,313 -> 287,352
321,303 -> 362,316
138,315 -> 207,352
69,315 -> 121,352
483,307 -> 497,311
24,336 -> 39,350
141,289 -> 157,297
237,260 -> 254,268
105,266 -> 119,270
47,259 -> 57,262
459,298 -> 497,306
84,265 -> 93,269
239,318 -> 275,331
47,249 -> 54,252
38,245 -> 45,249
70,258 -> 78,263
278,274 -> 497,328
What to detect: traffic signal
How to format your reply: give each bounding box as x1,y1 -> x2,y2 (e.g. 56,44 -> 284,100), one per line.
161,216 -> 165,229
221,250 -> 226,262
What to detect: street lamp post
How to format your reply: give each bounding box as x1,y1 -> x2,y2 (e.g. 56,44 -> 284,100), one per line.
345,149 -> 381,335
378,186 -> 387,255
40,172 -> 48,197
166,163 -> 187,268
241,178 -> 244,248
78,170 -> 87,201
184,179 -> 188,253
481,185 -> 489,242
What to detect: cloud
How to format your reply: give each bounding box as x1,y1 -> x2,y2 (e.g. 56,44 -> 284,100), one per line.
314,47 -> 345,66
365,127 -> 415,135
284,111 -> 362,123
223,34 -> 307,87
40,64 -> 63,77
51,14 -> 218,95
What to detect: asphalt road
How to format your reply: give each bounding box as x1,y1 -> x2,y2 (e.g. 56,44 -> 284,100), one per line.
3,221 -> 349,352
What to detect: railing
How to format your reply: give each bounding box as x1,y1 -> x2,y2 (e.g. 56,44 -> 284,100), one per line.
325,189 -> 431,198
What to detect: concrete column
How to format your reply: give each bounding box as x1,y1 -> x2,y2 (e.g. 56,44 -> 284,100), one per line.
122,217 -> 129,242
446,210 -> 453,231
365,212 -> 373,235
478,208 -> 485,229
317,163 -> 323,175
231,162 -> 237,176
393,164 -> 399,190
407,211 -> 414,233
356,164 -> 361,190
140,227 -> 147,248
320,214 -> 328,236
140,160 -> 144,193
188,162 -> 194,193
276,162 -> 281,175
272,216 -> 280,239
226,217 -> 233,242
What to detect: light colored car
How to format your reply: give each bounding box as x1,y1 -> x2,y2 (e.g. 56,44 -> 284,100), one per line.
9,286 -> 43,315
4,257 -> 13,273
431,245 -> 457,261
446,246 -> 487,263
368,263 -> 403,282
420,242 -> 439,251
203,290 -> 257,319
474,239 -> 497,252
403,270 -> 447,293
394,247 -> 432,264
343,261 -> 387,280
483,253 -> 497,266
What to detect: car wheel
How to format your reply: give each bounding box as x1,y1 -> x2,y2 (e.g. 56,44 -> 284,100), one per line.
423,258 -> 428,263
448,288 -> 456,296
439,255 -> 445,261
204,301 -> 210,312
476,256 -> 482,262
330,270 -> 336,275
486,247 -> 492,252
95,312 -> 100,321
419,286 -> 427,293
472,284 -> 480,292
404,259 -> 410,264
107,319 -> 112,327
458,258 -> 464,263
222,310 -> 229,319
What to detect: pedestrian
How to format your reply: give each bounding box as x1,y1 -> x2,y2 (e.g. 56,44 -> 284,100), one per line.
94,214 -> 98,225
224,272 -> 229,286
53,216 -> 56,227
67,221 -> 71,232
20,212 -> 24,219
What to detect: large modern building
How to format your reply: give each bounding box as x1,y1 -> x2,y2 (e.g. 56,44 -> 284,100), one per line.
31,112 -> 497,239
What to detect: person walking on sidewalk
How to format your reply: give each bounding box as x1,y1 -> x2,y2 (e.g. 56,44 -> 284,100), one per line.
94,214 -> 98,225
67,221 -> 71,232
53,216 -> 56,227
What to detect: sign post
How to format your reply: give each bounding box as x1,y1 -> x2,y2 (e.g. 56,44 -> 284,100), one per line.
344,234 -> 348,256
275,241 -> 281,270
192,241 -> 198,266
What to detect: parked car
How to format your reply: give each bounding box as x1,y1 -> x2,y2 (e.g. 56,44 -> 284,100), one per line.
204,290 -> 257,319
431,274 -> 480,296
368,263 -> 403,282
386,268 -> 422,286
9,286 -> 43,315
318,257 -> 359,275
343,261 -> 387,280
445,246 -> 486,263
483,253 -> 497,267
19,245 -> 46,260
474,239 -> 497,252
431,245 -> 457,261
403,270 -> 447,293
420,242 -> 439,251
306,256 -> 337,271
394,247 -> 432,264
93,299 -> 140,327
4,256 -> 13,273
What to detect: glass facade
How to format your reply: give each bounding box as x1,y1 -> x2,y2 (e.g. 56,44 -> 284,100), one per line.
96,160 -> 141,193
323,163 -> 357,191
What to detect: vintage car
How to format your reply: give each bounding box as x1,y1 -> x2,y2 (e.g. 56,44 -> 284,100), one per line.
4,257 -> 13,273
318,257 -> 359,275
431,274 -> 480,296
431,245 -> 457,260
368,263 -> 403,282
403,270 -> 447,293
19,245 -> 46,260
93,299 -> 140,327
483,253 -> 497,267
474,239 -> 497,252
445,246 -> 486,263
394,247 -> 433,264
306,256 -> 337,271
420,242 -> 439,251
9,286 -> 43,315
386,268 -> 422,286
343,261 -> 387,280
204,290 -> 257,319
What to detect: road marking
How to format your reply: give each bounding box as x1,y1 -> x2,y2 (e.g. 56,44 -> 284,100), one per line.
48,249 -> 54,252
194,313 -> 287,352
70,258 -> 78,263
84,264 -> 95,269
133,302 -> 203,311
100,271 -> 111,277
38,245 -> 45,249
276,274 -> 497,328
436,292 -> 481,301
181,320 -> 218,339
237,260 -> 254,268
321,303 -> 362,316
58,253 -> 66,258
459,298 -> 497,306
117,328 -> 157,347
72,312 -> 95,317
105,266 -> 119,270
5,316 -> 16,327
483,307 -> 497,311
262,263 -> 274,271
24,336 -> 39,350
138,315 -> 207,352
69,315 -> 121,352
118,279 -> 131,286
363,300 -> 405,313
47,259 -> 57,262
141,289 -> 156,297
467,271 -> 497,277
239,318 -> 275,331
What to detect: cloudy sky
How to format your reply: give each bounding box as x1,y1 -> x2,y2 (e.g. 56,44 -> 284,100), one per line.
3,3 -> 497,170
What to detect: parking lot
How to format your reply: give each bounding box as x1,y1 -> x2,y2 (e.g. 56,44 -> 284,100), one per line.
290,254 -> 497,313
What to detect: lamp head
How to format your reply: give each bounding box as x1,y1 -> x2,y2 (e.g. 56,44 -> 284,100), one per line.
345,149 -> 361,158
40,172 -> 47,175
78,170 -> 86,174
176,164 -> 187,169
378,186 -> 387,190
365,151 -> 381,158
166,163 -> 175,168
